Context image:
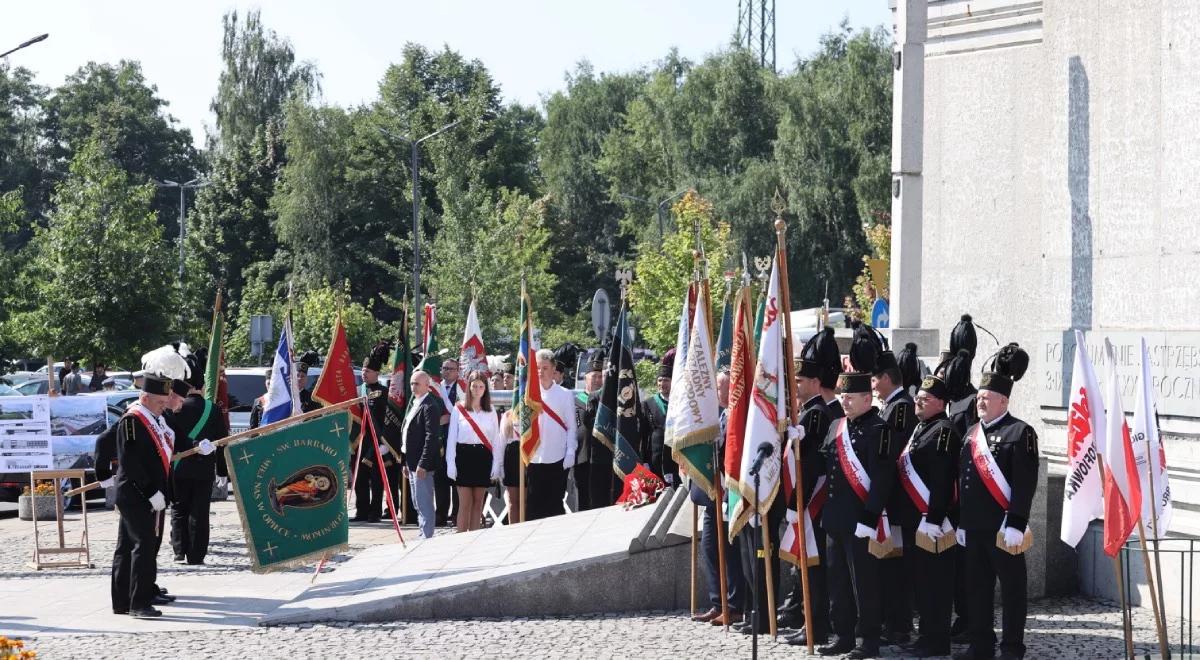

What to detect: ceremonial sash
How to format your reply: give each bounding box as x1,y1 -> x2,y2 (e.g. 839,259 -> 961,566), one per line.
456,403 -> 494,452
541,398 -> 569,432
835,418 -> 891,541
968,423 -> 1011,510
897,431 -> 930,514
129,406 -> 173,476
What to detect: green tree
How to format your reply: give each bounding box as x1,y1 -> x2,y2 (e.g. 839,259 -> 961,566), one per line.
0,64 -> 48,247
40,61 -> 200,239
224,282 -> 378,366
10,142 -> 173,365
629,191 -> 732,352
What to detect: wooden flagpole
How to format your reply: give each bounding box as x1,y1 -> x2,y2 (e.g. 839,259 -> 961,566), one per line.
171,396 -> 365,461
691,503 -> 699,618
774,197 -> 812,650
1143,423 -> 1170,654
1135,519 -> 1169,658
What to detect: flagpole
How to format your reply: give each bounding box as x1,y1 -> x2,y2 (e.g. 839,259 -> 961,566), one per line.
1098,454 -> 1136,659
1141,419 -> 1170,655
519,273 -> 528,525
774,199 -> 813,650
713,440 -> 731,630
1135,519 -> 1169,658
688,252 -> 701,620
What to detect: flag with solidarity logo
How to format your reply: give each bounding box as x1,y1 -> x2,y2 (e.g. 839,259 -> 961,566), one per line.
731,257 -> 784,530
1132,337 -> 1171,538
724,283 -> 755,538
459,298 -> 489,378
593,302 -> 643,479
1101,338 -> 1142,557
1060,330 -> 1105,548
670,282 -> 722,497
516,283 -> 544,465
312,313 -> 363,425
261,314 -> 300,425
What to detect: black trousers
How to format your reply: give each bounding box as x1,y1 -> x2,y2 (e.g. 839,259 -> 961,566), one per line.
779,523 -> 830,637
827,530 -> 882,645
902,525 -> 955,650
384,462 -> 402,519
526,460 -> 568,521
965,528 -> 1027,658
112,502 -> 158,610
737,500 -> 784,633
354,458 -> 384,520
701,499 -> 744,611
954,543 -> 970,622
882,550 -> 912,635
588,444 -> 621,509
434,466 -> 458,525
574,462 -> 592,511
170,477 -> 213,562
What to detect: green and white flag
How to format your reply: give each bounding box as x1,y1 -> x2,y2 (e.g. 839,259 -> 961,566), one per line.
670,284 -> 721,497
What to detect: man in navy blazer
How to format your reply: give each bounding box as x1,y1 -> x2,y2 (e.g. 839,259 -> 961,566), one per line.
402,370 -> 442,538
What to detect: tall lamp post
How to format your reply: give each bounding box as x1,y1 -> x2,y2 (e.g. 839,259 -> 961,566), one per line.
156,177 -> 209,295
0,33 -> 48,59
381,112 -> 492,341
618,187 -> 691,242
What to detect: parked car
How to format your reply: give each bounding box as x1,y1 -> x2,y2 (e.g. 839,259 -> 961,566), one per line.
225,366 -> 362,434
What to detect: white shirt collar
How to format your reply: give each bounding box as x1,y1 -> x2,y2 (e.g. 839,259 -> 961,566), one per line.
885,387 -> 905,404
982,411 -> 1009,430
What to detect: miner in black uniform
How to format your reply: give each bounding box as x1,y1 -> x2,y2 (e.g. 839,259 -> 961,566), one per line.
780,325 -> 840,645
249,372 -> 270,429
166,349 -> 228,565
296,350 -> 322,413
818,353 -> 898,658
646,356 -> 675,483
354,342 -> 400,523
897,342 -> 924,396
953,343 -> 1037,660
812,327 -> 845,420
111,347 -> 189,618
895,375 -> 961,657
581,357 -> 615,510
867,325 -> 917,645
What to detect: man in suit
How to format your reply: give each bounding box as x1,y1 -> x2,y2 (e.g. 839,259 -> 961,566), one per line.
402,370 -> 442,538
435,358 -> 462,527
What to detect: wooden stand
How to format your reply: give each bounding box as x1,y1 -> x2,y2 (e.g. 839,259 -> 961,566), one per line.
27,469 -> 94,570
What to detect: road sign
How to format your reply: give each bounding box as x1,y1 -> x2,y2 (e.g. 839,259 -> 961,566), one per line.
871,298 -> 889,329
250,314 -> 273,358
591,289 -> 611,342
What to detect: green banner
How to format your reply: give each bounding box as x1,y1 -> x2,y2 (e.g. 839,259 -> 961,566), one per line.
227,411 -> 352,573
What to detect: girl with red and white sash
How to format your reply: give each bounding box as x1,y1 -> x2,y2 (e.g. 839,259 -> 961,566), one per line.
446,371 -> 503,532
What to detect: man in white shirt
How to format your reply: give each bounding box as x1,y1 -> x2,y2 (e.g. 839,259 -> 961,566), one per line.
526,348 -> 576,520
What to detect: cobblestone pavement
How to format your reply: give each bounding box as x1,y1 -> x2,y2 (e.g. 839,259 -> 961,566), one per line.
17,597 -> 1198,659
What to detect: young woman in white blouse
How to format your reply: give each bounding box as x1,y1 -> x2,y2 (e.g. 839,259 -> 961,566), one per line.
446,371 -> 503,532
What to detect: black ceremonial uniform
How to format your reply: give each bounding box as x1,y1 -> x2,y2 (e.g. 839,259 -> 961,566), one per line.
583,390 -> 622,509
249,394 -> 266,429
779,395 -> 833,639
299,387 -> 321,413
646,392 -> 677,484
958,412 -> 1038,659
354,381 -> 400,522
948,386 -> 978,440
825,397 -> 845,421
895,412 -> 961,654
94,423 -> 119,483
820,407 -> 897,651
111,410 -> 171,613
166,394 -> 229,564
879,387 -> 917,640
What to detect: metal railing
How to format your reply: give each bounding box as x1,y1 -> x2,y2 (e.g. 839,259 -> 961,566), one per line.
1117,536 -> 1199,658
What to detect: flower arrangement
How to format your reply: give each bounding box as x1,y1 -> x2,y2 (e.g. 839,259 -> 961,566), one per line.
21,481 -> 55,497
0,635 -> 37,659
616,465 -> 666,509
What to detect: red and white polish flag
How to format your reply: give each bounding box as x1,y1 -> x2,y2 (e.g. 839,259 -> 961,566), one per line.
1100,338 -> 1142,557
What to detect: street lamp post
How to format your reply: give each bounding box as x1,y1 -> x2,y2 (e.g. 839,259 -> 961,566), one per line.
0,34 -> 48,59
618,187 -> 692,241
381,113 -> 491,341
156,177 -> 209,291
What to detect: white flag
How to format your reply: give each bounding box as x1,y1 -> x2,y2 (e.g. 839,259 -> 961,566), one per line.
732,258 -> 784,526
664,286 -> 693,449
670,292 -> 722,494
459,298 -> 489,377
1060,331 -> 1105,547
1132,337 -> 1171,538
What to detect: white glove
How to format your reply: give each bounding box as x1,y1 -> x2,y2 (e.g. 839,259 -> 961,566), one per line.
149,491 -> 166,512
490,465 -> 503,482
664,473 -> 675,485
197,439 -> 216,456
918,520 -> 944,539
216,476 -> 228,489
955,528 -> 967,547
379,444 -> 391,456
854,522 -> 874,539
787,425 -> 804,443
563,454 -> 574,470
1002,526 -> 1025,548
99,477 -> 115,489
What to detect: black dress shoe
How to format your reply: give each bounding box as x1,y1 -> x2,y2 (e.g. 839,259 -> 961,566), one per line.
173,554 -> 186,564
151,594 -> 173,606
786,629 -> 828,647
950,617 -> 968,636
186,559 -> 205,566
351,515 -> 369,522
818,639 -> 855,656
777,612 -> 803,629
112,608 -> 128,615
846,644 -> 881,659
130,606 -> 162,618
367,515 -> 381,523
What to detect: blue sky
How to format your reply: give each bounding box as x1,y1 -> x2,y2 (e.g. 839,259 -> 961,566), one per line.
5,1 -> 891,147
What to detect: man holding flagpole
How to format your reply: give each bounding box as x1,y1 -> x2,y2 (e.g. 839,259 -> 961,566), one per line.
525,347 -> 576,521
954,343 -> 1037,660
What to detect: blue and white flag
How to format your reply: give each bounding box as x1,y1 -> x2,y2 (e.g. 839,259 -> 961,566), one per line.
261,316 -> 300,425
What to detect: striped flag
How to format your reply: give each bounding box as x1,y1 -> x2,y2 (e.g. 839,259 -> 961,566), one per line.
261,314 -> 299,425
516,283 -> 543,465
664,284 -> 696,449
1101,338 -> 1142,557
724,283 -> 755,537
671,283 -> 721,497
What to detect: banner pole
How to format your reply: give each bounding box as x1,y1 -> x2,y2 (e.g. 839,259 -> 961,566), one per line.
1135,519 -> 1169,658
1144,429 -> 1170,651
691,502 -> 699,618
713,448 -> 731,630
366,409 -> 405,547
171,396 -> 365,461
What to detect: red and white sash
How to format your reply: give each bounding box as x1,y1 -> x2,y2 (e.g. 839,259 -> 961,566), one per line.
456,403 -> 494,452
835,419 -> 891,542
128,405 -> 174,476
541,393 -> 569,432
898,431 -> 931,514
968,423 -> 1011,509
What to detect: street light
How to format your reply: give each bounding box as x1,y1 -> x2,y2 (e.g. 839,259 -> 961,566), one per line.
379,112 -> 493,341
618,187 -> 692,241
0,34 -> 48,59
155,177 -> 210,287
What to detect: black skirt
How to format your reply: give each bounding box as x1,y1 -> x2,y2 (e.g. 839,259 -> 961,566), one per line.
503,441 -> 520,487
455,443 -> 492,488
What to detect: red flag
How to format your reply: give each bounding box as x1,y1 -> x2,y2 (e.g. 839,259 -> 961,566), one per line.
313,315 -> 363,423
1101,338 -> 1141,557
724,283 -> 754,538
